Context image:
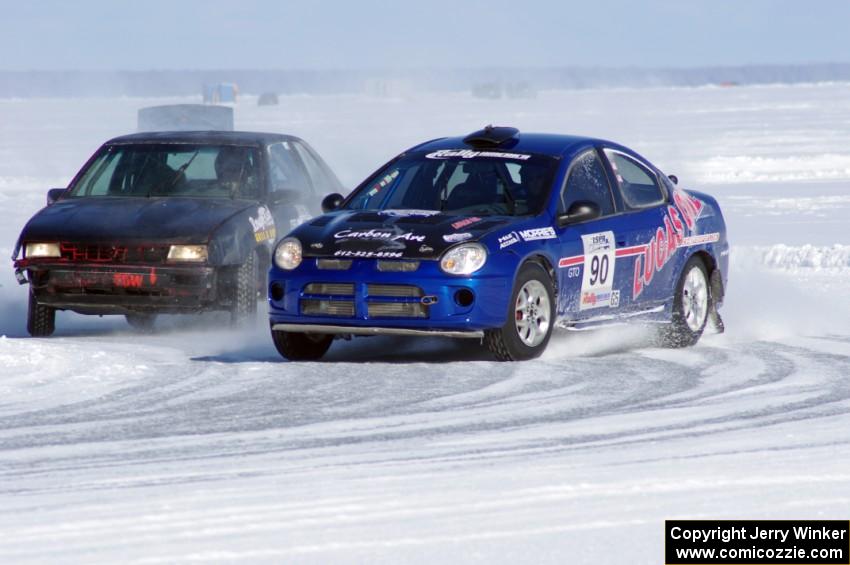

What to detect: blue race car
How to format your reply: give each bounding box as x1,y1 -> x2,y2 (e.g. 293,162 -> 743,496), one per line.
267,126 -> 728,361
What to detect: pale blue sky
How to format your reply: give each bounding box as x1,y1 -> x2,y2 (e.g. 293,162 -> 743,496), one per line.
1,0 -> 848,70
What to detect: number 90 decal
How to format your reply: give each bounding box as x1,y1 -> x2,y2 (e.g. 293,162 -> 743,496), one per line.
580,231 -> 617,310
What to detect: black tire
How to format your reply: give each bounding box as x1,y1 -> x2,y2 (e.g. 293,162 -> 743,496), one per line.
27,288 -> 55,337
485,262 -> 555,361
125,313 -> 157,332
271,329 -> 333,361
230,251 -> 258,325
659,255 -> 710,348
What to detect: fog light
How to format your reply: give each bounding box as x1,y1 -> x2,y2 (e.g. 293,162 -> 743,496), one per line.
270,282 -> 285,301
454,288 -> 474,307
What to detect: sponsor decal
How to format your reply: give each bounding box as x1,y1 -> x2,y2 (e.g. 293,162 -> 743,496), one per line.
367,170 -> 400,197
555,192 -> 715,304
419,244 -> 434,253
451,216 -> 482,230
310,242 -> 324,249
334,250 -> 403,259
681,233 -> 720,246
425,149 -> 531,161
519,227 -> 556,241
579,231 -> 616,310
334,229 -> 425,243
379,209 -> 440,217
250,206 -> 276,243
632,192 -> 706,299
498,231 -> 520,249
113,273 -> 144,288
443,233 -> 473,243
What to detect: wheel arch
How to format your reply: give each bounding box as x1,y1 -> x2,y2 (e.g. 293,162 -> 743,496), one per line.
687,249 -> 724,304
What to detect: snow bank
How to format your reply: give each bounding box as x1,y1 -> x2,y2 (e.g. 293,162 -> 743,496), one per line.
741,244 -> 850,272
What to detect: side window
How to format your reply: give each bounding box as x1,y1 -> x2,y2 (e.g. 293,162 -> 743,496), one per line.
604,150 -> 664,208
268,142 -> 311,193
561,150 -> 615,216
291,141 -> 332,194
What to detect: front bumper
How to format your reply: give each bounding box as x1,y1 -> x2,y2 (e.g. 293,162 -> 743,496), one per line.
21,261 -> 219,315
267,257 -> 512,334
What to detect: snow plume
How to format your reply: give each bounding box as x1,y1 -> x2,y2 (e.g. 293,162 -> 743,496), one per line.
722,246 -> 850,340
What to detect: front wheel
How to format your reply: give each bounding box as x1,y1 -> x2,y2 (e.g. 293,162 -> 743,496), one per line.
659,256 -> 709,348
485,262 -> 555,361
27,288 -> 56,337
271,330 -> 333,361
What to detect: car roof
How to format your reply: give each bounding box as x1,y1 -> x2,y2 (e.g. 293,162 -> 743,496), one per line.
410,131 -> 609,157
104,130 -> 301,146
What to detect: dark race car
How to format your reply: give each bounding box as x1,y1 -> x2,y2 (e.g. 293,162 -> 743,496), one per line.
14,131 -> 342,336
267,126 -> 728,361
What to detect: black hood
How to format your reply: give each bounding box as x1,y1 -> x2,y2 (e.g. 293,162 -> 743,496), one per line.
291,210 -> 512,259
21,197 -> 254,244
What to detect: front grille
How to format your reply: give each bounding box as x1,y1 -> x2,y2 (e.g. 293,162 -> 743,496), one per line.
300,282 -> 429,319
304,282 -> 355,295
367,284 -> 423,298
300,299 -> 355,317
376,260 -> 419,272
367,302 -> 428,318
60,242 -> 168,264
316,259 -> 352,270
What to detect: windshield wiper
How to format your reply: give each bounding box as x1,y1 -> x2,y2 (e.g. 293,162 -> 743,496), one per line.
163,150 -> 199,194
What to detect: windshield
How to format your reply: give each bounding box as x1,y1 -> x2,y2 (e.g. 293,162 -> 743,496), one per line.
68,143 -> 262,199
344,149 -> 557,216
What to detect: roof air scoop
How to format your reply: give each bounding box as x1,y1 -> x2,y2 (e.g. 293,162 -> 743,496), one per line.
463,125 -> 519,147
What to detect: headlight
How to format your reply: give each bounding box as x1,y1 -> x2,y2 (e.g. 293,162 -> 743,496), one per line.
440,243 -> 487,275
167,244 -> 208,262
274,237 -> 302,270
25,242 -> 61,258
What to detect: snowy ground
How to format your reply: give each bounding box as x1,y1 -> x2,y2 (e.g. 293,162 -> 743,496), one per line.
1,83 -> 850,563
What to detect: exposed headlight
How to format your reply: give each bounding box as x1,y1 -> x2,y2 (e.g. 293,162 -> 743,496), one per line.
25,242 -> 61,258
440,243 -> 487,275
167,244 -> 208,262
274,237 -> 302,270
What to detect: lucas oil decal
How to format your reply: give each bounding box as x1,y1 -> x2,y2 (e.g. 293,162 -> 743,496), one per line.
632,192 -> 705,299
249,206 -> 276,243
579,231 -> 617,310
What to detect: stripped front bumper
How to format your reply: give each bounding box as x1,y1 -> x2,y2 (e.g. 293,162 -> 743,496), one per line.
22,261 -> 219,314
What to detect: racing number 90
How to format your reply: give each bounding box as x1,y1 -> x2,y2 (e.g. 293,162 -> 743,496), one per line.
589,255 -> 609,286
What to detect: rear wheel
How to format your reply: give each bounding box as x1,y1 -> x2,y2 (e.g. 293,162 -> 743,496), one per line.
27,288 -> 55,337
660,256 -> 709,348
230,251 -> 258,325
485,263 -> 555,361
271,330 -> 333,361
125,313 -> 157,332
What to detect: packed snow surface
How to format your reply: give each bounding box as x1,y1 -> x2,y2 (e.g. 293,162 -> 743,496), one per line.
1,83 -> 850,563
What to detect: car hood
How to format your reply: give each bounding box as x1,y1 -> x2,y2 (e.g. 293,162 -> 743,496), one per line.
20,197 -> 255,244
290,210 -> 514,260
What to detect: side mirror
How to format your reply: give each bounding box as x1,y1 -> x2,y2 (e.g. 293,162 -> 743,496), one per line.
46,188 -> 66,206
556,200 -> 601,227
668,174 -> 678,185
321,192 -> 344,213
